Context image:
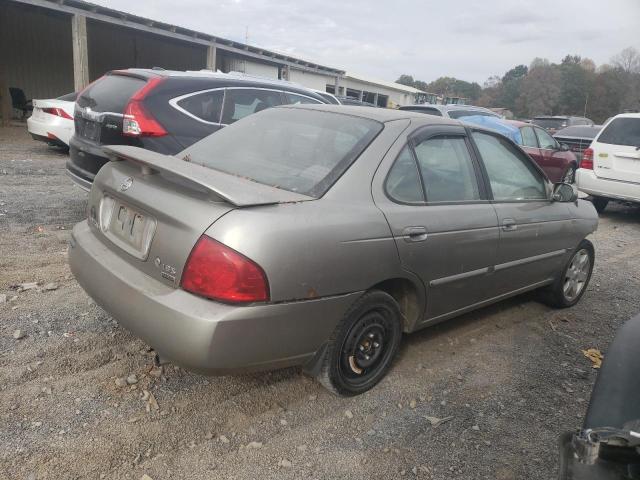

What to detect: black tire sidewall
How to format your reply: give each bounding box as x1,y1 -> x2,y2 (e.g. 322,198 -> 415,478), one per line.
324,291 -> 402,396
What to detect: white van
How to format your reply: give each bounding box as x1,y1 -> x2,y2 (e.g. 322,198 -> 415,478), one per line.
576,113 -> 640,212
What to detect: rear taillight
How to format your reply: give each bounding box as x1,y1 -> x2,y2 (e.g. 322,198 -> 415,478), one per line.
181,235 -> 269,304
582,148 -> 594,170
42,107 -> 73,120
123,77 -> 167,137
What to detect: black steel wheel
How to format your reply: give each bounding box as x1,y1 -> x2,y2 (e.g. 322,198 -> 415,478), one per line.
316,290 -> 402,396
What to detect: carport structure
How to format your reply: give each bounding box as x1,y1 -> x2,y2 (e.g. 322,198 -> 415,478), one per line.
0,0 -> 344,123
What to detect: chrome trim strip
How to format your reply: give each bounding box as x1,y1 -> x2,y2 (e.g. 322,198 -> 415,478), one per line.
429,266 -> 491,287
493,249 -> 567,272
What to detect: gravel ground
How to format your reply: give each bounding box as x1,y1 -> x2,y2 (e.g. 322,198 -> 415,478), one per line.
1,125 -> 640,480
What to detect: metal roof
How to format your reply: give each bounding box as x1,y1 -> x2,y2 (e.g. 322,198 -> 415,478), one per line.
11,0 -> 345,76
344,73 -> 428,95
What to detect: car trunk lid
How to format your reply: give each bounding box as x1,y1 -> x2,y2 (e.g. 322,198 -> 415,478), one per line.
88,146 -> 312,288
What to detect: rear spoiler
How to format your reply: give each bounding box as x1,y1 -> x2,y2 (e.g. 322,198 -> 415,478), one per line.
104,146 -> 312,207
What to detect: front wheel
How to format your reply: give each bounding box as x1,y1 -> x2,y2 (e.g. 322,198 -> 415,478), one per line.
316,290 -> 402,396
541,240 -> 594,308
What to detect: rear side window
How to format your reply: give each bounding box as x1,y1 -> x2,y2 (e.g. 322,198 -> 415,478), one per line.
386,147 -> 424,203
521,127 -> 538,147
221,89 -> 283,124
472,131 -> 547,201
182,108 -> 383,197
414,136 -> 480,202
284,92 -> 322,105
535,127 -> 558,149
176,90 -> 224,123
597,118 -> 640,147
76,74 -> 145,112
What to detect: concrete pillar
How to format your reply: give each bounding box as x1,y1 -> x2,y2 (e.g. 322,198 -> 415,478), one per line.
358,90 -> 364,102
71,14 -> 89,92
373,92 -> 379,107
281,65 -> 290,81
206,44 -> 217,71
0,75 -> 11,126
333,76 -> 340,95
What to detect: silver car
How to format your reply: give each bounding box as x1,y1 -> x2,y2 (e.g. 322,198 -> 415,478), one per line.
69,105 -> 598,396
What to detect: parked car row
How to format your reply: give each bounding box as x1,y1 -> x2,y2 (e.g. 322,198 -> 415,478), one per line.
20,70 -> 602,395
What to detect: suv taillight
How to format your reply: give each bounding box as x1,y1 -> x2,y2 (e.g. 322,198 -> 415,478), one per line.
582,148 -> 594,170
123,77 -> 167,137
181,235 -> 269,304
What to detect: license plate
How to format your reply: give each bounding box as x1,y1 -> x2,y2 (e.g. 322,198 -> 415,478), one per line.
101,197 -> 156,259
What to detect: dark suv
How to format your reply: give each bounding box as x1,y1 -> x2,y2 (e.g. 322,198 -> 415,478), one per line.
531,116 -> 594,135
67,69 -> 328,190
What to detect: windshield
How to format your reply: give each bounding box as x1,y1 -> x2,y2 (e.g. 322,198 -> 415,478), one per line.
180,107 -> 383,198
597,118 -> 640,147
448,109 -> 498,119
532,118 -> 567,129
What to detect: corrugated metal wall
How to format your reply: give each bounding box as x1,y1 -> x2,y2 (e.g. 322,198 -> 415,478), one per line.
0,2 -> 74,99
87,21 -> 207,80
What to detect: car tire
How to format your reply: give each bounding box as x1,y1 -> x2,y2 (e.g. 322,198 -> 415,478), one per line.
591,196 -> 609,213
540,239 -> 594,309
316,290 -> 402,396
562,165 -> 576,184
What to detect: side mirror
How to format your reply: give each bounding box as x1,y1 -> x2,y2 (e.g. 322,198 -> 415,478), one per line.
559,143 -> 570,152
552,182 -> 578,202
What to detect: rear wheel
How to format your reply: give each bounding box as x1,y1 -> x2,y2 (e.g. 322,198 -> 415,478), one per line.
591,196 -> 609,213
316,290 -> 402,396
541,239 -> 594,308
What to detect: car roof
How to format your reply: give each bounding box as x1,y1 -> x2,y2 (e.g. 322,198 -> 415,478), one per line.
110,68 -> 322,92
505,119 -> 530,128
554,125 -> 602,137
610,112 -> 640,119
400,104 -> 493,112
278,103 -> 461,124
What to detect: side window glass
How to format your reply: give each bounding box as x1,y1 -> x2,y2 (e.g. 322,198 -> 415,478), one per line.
385,146 -> 424,203
414,136 -> 480,202
535,127 -> 557,149
176,90 -> 224,123
521,126 -> 538,148
472,131 -> 547,201
222,89 -> 283,124
284,92 -> 322,105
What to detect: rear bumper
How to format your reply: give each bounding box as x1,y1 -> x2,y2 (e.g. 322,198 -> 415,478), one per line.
576,168 -> 640,203
67,135 -> 110,188
69,221 -> 360,374
27,116 -> 73,146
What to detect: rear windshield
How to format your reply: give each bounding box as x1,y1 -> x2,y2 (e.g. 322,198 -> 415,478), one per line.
597,118 -> 640,147
76,74 -> 145,113
56,92 -> 78,102
448,110 -> 497,119
401,107 -> 443,117
532,118 -> 567,129
181,107 -> 383,197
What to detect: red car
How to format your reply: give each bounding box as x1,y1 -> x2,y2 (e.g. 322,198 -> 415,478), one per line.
506,120 -> 578,183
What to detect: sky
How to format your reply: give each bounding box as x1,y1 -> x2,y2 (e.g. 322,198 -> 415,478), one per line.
91,0 -> 640,85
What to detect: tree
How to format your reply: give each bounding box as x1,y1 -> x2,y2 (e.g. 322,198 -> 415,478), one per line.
611,47 -> 640,74
516,64 -> 561,116
396,75 -> 416,87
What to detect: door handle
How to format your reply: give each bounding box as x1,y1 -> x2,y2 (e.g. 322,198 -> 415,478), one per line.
502,218 -> 517,232
402,226 -> 428,242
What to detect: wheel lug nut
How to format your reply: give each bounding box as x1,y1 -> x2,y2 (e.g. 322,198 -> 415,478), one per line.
359,345 -> 365,351
368,333 -> 374,339
373,342 -> 379,348
364,355 -> 370,360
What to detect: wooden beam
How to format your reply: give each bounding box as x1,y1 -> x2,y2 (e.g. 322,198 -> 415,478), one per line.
71,14 -> 89,91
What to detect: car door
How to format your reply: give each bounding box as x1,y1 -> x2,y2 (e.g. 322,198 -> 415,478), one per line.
469,129 -> 574,294
373,124 -> 500,322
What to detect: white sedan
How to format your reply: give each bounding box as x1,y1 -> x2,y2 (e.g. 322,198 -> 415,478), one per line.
27,92 -> 76,148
